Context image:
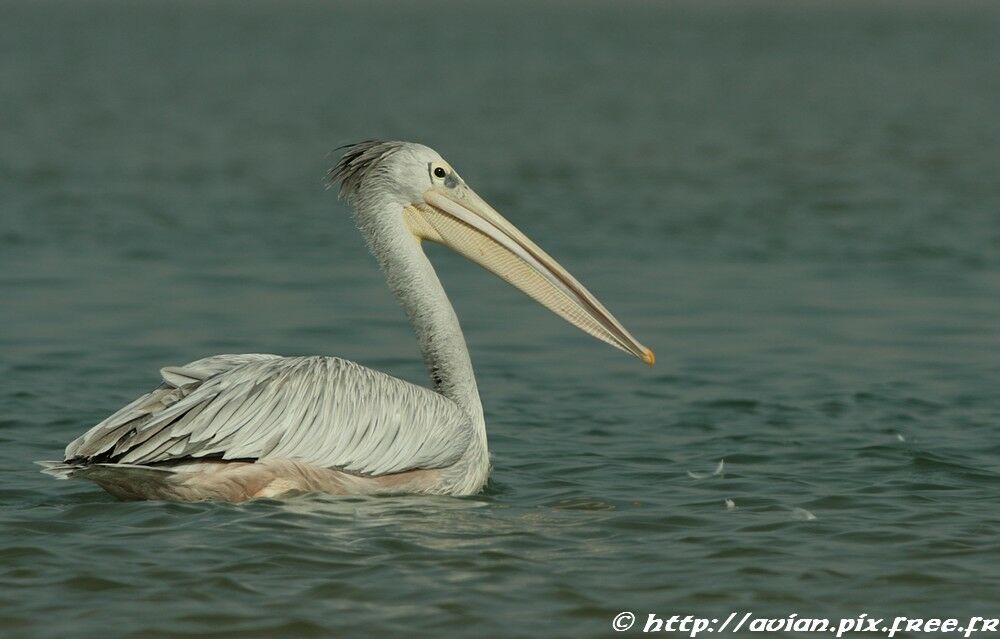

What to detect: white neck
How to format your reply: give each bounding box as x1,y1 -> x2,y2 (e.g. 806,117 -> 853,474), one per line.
354,195 -> 485,424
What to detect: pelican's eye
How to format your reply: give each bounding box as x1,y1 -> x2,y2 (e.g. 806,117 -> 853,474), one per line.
430,163 -> 458,188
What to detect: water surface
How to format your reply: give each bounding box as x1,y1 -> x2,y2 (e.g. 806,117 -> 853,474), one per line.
2,1 -> 1000,637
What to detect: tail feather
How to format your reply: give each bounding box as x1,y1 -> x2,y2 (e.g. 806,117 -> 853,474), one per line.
37,460 -> 178,499
38,458 -> 277,502
36,460 -> 78,479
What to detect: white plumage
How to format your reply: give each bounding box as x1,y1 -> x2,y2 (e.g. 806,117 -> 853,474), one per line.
64,355 -> 472,475
41,141 -> 651,501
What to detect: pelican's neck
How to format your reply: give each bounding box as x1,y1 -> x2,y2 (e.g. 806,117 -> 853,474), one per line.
356,196 -> 484,424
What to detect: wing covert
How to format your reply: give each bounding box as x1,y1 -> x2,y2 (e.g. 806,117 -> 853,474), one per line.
65,355 -> 473,477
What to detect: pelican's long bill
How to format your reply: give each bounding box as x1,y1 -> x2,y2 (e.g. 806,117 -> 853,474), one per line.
403,182 -> 654,366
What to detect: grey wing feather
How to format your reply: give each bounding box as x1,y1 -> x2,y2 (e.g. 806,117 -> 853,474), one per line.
65,354 -> 472,476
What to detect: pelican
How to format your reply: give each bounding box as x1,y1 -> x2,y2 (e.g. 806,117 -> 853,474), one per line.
40,141 -> 653,502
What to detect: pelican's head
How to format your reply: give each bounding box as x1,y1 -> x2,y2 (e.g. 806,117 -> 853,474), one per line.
329,140 -> 654,366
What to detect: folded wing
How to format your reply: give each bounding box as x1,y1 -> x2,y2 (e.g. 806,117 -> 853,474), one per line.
64,354 -> 472,477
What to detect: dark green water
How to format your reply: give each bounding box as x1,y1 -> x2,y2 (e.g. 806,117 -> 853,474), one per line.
2,1 -> 1000,637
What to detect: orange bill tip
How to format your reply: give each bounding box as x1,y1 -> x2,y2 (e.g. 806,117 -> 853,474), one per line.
643,348 -> 655,367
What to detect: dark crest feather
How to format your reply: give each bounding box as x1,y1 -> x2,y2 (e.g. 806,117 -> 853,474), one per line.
327,140 -> 406,198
